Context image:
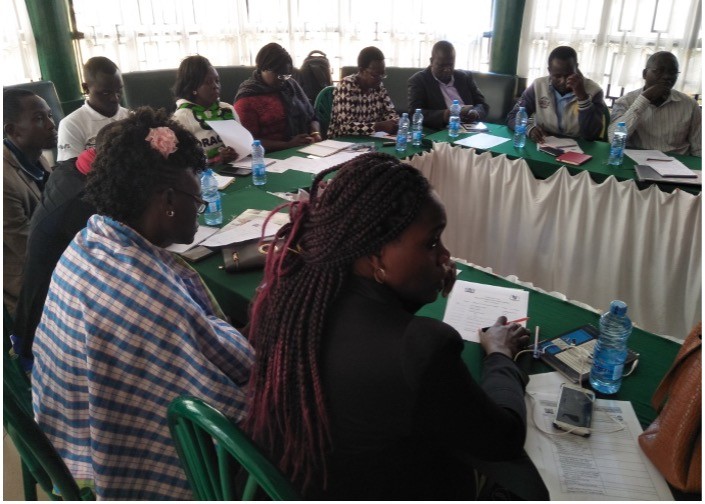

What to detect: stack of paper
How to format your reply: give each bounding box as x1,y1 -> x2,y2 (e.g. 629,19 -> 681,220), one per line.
625,149 -> 697,178
200,209 -> 289,247
166,225 -> 220,254
539,136 -> 584,154
453,133 -> 511,150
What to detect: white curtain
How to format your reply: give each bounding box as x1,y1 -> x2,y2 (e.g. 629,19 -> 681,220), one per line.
69,0 -> 493,77
2,0 -> 42,84
518,0 -> 702,98
408,143 -> 701,340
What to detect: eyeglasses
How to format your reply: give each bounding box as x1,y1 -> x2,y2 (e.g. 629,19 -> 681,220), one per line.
172,187 -> 207,214
364,69 -> 387,80
646,67 -> 680,77
265,70 -> 292,81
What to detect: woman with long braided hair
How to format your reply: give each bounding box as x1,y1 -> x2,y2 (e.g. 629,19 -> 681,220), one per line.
247,152 -> 544,499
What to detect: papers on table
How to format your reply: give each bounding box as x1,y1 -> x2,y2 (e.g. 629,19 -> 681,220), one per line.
228,156 -> 278,170
165,225 -> 220,254
212,173 -> 235,190
453,133 -> 510,150
298,139 -> 355,157
267,150 -> 363,175
205,120 -> 253,161
539,136 -> 584,154
370,131 -> 395,139
442,280 -> 529,342
625,149 -> 697,178
200,209 -> 289,247
524,373 -> 673,501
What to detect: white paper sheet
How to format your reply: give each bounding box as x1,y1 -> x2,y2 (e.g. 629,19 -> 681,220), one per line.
539,136 -> 584,153
205,120 -> 254,161
298,139 -> 355,157
524,388 -> 673,501
624,149 -> 696,177
228,156 -> 278,169
441,280 -> 529,342
452,133 -> 511,150
212,173 -> 234,190
461,121 -> 489,132
199,209 -> 289,247
165,225 -> 220,253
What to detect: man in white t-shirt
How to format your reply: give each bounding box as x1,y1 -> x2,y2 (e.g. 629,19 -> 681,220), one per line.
57,57 -> 130,161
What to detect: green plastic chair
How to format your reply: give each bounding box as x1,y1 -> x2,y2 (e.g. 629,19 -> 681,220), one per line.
314,85 -> 335,139
3,378 -> 95,501
167,396 -> 300,501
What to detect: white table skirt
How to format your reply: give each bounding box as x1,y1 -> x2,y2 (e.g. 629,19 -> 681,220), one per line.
408,143 -> 702,340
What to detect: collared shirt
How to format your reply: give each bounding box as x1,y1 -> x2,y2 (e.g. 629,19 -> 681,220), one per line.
434,74 -> 465,109
57,102 -> 129,161
3,138 -> 49,189
32,215 -> 254,500
608,88 -> 702,157
551,86 -> 576,135
327,74 -> 399,137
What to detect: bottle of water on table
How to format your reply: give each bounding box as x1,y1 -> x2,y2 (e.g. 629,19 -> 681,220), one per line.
448,99 -> 461,138
589,300 -> 633,394
201,167 -> 223,225
251,139 -> 267,186
513,106 -> 528,148
608,122 -> 627,166
412,108 -> 424,147
396,113 -> 410,152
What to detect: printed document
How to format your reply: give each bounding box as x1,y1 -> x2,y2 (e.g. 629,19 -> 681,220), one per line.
166,225 -> 220,253
442,280 -> 528,342
539,136 -> 584,153
205,120 -> 254,161
200,209 -> 289,247
524,377 -> 673,501
298,139 -> 355,157
624,149 -> 696,177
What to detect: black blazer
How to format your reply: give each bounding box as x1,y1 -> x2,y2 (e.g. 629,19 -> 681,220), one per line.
310,276 -> 529,500
408,67 -> 489,130
13,160 -> 95,359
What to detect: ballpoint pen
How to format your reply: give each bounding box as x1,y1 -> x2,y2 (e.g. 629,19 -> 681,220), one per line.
646,158 -> 673,162
481,317 -> 529,332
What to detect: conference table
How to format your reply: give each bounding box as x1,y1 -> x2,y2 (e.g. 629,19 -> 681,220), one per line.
426,124 -> 702,194
193,137 -> 683,430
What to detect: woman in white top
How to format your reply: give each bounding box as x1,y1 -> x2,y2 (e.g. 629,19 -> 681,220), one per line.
172,55 -> 241,165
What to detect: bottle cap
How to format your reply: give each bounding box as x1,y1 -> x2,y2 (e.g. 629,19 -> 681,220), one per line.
253,139 -> 261,146
618,122 -> 626,127
609,300 -> 628,316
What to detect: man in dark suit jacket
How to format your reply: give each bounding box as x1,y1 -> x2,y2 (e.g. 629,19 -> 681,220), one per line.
408,41 -> 489,130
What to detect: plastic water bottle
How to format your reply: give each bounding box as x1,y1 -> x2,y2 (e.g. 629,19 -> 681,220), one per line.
608,122 -> 627,166
513,106 -> 528,148
448,100 -> 461,138
396,113 -> 410,152
251,140 -> 267,186
589,300 -> 633,394
412,109 -> 424,147
201,168 -> 223,225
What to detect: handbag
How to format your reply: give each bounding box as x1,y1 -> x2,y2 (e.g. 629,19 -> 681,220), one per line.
638,322 -> 701,493
221,238 -> 269,273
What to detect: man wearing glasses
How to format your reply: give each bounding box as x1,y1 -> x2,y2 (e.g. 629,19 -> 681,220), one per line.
609,51 -> 701,157
327,46 -> 399,138
408,41 -> 489,130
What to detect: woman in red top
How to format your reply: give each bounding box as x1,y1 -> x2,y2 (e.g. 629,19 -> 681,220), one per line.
234,43 -> 322,152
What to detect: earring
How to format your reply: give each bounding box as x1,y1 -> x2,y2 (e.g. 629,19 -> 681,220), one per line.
167,210 -> 175,217
193,90 -> 198,95
373,267 -> 386,284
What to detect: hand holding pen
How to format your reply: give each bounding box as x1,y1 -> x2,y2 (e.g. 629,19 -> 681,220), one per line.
479,316 -> 531,359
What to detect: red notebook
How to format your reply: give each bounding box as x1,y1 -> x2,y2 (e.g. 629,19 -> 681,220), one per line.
556,151 -> 592,166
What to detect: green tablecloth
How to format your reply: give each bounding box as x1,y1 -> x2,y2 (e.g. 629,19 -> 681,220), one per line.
426,124 -> 702,194
194,143 -> 681,429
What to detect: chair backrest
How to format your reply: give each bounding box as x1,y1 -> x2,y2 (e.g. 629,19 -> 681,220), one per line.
215,66 -> 256,105
3,378 -> 95,501
122,69 -> 178,113
167,396 -> 300,501
314,85 -> 335,138
468,71 -> 518,124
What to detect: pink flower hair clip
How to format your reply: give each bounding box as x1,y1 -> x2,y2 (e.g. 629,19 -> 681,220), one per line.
145,127 -> 179,158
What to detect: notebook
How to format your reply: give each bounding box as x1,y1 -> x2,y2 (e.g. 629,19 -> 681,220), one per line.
556,151 -> 592,166
634,165 -> 702,186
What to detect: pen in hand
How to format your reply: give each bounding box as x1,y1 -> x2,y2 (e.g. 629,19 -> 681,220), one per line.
481,317 -> 529,332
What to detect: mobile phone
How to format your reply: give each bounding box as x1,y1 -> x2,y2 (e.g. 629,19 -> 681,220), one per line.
553,383 -> 594,437
539,146 -> 565,156
180,245 -> 216,263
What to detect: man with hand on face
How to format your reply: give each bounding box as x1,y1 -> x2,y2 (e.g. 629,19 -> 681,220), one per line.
57,56 -> 129,161
408,41 -> 489,130
609,51 -> 701,156
3,89 -> 57,314
507,46 -> 607,142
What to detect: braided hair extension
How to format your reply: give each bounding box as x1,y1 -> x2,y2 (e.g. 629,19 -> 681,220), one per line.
246,152 -> 431,491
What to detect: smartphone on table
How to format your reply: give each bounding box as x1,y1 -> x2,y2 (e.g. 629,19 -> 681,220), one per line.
553,383 -> 595,437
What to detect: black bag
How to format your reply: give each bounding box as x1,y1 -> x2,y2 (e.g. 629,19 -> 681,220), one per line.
293,50 -> 332,104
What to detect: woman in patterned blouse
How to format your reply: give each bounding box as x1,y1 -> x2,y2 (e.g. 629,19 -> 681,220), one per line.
327,46 -> 399,138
